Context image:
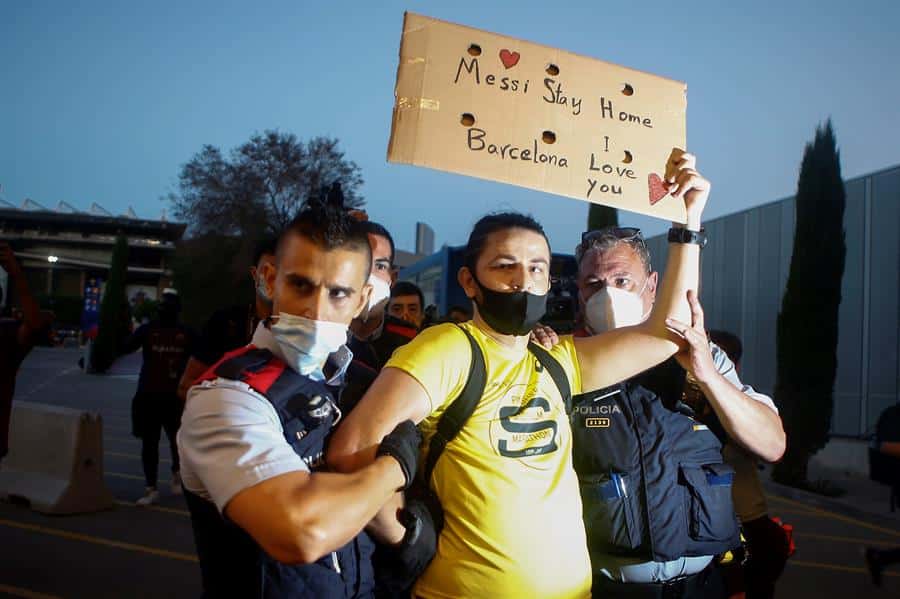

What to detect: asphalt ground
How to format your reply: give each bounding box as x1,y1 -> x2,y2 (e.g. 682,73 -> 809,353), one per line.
1,347 -> 898,598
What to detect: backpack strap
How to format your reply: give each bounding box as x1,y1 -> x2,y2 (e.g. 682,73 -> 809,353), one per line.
422,325 -> 487,484
528,343 -> 572,415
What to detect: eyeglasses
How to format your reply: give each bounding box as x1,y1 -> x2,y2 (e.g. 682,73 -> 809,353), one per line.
576,227 -> 650,270
580,227 -> 644,245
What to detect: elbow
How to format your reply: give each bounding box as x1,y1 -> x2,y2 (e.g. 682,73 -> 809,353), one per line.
771,432 -> 787,463
763,430 -> 787,463
265,511 -> 333,565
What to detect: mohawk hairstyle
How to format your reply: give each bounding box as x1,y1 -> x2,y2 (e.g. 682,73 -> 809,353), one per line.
276,182 -> 372,277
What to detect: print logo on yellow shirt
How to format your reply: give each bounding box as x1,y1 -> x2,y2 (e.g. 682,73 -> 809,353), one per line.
489,382 -> 564,469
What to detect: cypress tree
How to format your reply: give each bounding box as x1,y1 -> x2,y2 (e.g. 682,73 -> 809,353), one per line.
587,203 -> 618,231
772,120 -> 846,487
91,235 -> 130,373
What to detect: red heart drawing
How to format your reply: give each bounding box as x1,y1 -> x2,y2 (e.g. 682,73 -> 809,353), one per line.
648,173 -> 670,205
499,49 -> 520,69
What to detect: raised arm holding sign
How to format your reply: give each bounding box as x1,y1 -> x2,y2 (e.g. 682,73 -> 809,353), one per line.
388,12 -> 689,223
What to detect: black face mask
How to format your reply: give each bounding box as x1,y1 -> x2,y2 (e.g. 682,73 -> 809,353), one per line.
473,277 -> 548,336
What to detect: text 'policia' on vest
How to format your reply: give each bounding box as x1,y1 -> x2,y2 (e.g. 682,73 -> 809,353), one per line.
183,346 -> 374,599
572,358 -> 741,564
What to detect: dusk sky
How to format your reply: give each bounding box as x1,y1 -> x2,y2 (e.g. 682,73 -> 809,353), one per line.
4,1 -> 899,254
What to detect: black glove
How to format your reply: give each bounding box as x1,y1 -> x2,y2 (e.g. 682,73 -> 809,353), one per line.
376,420 -> 421,490
373,497 -> 439,595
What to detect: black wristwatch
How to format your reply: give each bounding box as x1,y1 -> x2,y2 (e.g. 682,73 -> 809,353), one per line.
668,226 -> 708,249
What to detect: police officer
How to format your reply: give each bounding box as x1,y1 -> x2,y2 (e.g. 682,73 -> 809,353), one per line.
566,221 -> 785,598
177,198 -> 421,598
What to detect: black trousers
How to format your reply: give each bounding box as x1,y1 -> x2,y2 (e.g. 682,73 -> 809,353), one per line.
132,391 -> 182,487
720,516 -> 791,599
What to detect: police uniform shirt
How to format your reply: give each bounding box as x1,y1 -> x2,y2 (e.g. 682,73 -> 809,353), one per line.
177,323 -> 351,512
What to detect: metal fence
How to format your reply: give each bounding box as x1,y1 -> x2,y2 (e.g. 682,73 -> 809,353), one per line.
646,165 -> 900,438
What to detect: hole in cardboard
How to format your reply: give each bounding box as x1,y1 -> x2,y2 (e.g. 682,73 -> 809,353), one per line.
542,130 -> 557,144
460,113 -> 476,127
468,44 -> 482,57
622,83 -> 634,96
623,151 -> 633,164
546,63 -> 560,76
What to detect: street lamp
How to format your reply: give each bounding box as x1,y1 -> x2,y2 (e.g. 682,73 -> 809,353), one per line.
47,255 -> 59,263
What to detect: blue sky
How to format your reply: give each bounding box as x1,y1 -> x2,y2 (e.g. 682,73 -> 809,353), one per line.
3,1 -> 899,254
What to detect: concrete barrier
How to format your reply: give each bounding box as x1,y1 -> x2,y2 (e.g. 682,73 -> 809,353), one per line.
0,401 -> 114,514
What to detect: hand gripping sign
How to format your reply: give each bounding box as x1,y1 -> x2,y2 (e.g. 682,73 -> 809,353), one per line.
387,12 -> 688,223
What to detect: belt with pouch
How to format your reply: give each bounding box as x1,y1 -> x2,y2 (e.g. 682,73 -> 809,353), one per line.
592,564 -> 719,599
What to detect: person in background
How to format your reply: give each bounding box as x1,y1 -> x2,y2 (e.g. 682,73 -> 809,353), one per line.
707,329 -> 791,599
347,220 -> 417,373
387,281 -> 424,330
176,237 -> 276,401
864,402 -> 900,587
123,290 -> 196,505
0,242 -> 42,465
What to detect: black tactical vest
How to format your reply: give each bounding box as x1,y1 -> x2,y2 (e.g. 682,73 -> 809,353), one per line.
572,359 -> 740,564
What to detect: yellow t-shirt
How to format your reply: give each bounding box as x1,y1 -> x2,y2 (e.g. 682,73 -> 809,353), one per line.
385,322 -> 592,599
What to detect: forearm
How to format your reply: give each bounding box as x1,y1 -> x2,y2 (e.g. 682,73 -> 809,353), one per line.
701,374 -> 786,462
644,239 -> 700,338
366,492 -> 406,545
178,358 -> 209,401
288,457 -> 405,561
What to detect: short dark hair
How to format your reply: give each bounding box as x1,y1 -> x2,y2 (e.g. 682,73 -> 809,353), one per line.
464,212 -> 549,271
357,220 -> 395,265
277,198 -> 372,279
391,281 -> 424,309
708,329 -> 743,366
252,236 -> 278,266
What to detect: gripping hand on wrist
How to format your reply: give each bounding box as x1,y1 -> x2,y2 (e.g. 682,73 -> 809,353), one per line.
376,420 -> 421,491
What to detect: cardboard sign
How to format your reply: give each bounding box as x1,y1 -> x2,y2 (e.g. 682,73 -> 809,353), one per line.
387,12 -> 688,222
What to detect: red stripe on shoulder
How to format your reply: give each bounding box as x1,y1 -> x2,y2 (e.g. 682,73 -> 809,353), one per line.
384,322 -> 417,340
194,344 -> 286,395
195,345 -> 259,384
243,359 -> 285,395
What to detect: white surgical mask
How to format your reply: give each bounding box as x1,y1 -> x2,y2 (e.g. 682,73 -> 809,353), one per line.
269,312 -> 348,376
364,274 -> 391,319
584,280 -> 650,334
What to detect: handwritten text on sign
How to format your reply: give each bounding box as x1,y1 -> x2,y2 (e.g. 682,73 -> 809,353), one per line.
387,13 -> 687,222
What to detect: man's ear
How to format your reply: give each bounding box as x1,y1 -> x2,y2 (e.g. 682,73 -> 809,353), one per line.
458,266 -> 478,299
354,283 -> 373,319
647,271 -> 659,299
249,266 -> 258,282
390,268 -> 399,286
265,262 -> 277,299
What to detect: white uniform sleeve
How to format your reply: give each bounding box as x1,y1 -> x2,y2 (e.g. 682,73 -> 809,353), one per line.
177,380 -> 309,513
709,343 -> 778,414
